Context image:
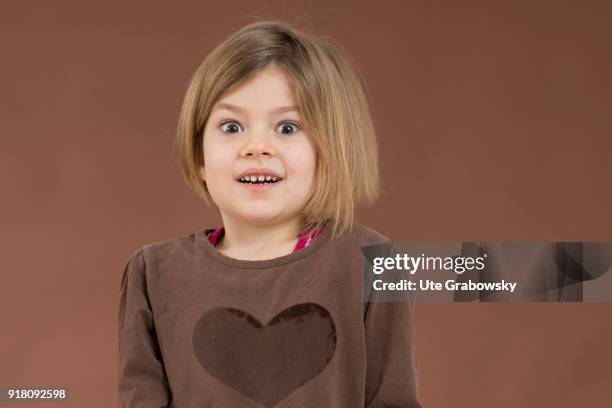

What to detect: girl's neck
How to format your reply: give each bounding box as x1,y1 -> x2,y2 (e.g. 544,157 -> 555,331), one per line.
216,215 -> 304,261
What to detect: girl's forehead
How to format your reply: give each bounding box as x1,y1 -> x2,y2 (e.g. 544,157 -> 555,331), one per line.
211,65 -> 301,114
212,102 -> 300,115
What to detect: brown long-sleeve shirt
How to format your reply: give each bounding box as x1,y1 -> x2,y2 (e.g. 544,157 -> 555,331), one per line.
118,222 -> 421,407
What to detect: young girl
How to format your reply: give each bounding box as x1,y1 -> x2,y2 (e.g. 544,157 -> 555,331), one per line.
118,20 -> 421,408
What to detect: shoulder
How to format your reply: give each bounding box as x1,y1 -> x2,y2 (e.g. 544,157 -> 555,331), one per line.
125,228 -> 207,266
337,222 -> 390,247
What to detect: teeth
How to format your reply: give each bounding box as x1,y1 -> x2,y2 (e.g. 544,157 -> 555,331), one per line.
239,174 -> 280,183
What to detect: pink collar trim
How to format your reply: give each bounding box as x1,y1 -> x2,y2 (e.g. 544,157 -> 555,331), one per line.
207,226 -> 322,252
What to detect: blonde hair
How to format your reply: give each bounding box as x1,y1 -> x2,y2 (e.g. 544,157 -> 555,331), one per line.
175,20 -> 380,240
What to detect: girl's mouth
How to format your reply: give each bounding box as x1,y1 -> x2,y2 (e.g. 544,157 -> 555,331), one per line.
236,175 -> 283,191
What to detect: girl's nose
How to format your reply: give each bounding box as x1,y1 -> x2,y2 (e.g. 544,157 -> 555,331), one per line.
239,130 -> 277,158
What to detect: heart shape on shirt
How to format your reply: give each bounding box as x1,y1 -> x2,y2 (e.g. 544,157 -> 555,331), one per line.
192,303 -> 337,407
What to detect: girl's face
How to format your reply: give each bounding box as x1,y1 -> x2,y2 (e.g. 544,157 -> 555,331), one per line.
201,64 -> 316,227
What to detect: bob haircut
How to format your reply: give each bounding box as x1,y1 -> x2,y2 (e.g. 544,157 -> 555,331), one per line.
175,20 -> 380,240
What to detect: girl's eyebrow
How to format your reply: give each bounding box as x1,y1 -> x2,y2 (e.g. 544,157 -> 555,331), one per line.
214,102 -> 299,114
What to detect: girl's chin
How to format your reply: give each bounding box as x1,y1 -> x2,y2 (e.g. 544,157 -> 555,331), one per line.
238,212 -> 284,223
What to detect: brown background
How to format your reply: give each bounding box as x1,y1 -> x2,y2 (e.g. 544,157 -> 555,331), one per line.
1,1 -> 611,407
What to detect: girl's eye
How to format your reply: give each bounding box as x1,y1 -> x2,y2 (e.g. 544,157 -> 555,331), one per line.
277,122 -> 300,135
220,121 -> 243,134
219,121 -> 300,135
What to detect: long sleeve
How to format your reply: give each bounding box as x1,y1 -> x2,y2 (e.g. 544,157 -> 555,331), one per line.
364,298 -> 422,407
118,248 -> 172,408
